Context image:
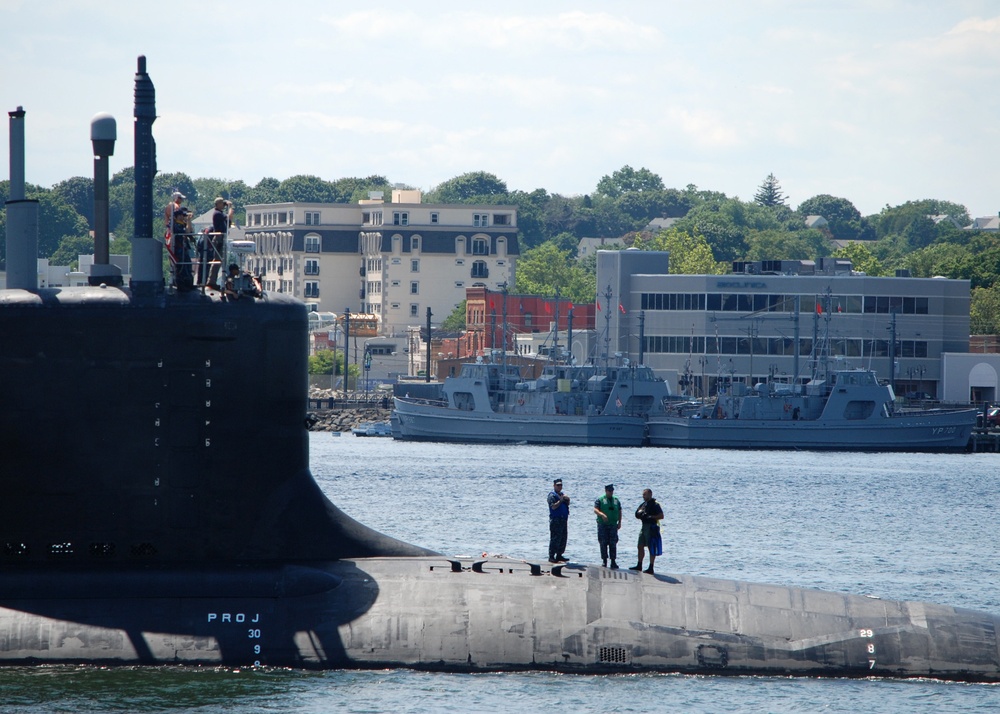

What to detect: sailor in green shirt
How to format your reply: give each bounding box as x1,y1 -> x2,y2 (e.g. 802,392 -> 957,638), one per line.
593,484 -> 622,568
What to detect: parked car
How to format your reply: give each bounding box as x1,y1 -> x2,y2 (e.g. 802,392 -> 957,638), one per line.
976,406 -> 1000,429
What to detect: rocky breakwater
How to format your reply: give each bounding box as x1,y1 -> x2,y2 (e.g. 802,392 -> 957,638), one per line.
307,387 -> 392,433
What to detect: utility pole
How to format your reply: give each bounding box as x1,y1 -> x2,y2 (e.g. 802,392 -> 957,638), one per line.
343,308 -> 351,399
424,307 -> 432,383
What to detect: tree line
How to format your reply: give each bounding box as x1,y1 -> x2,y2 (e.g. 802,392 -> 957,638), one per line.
2,167 -> 999,333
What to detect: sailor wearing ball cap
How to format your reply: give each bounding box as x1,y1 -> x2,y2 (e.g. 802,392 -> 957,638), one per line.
593,483 -> 622,568
546,478 -> 570,563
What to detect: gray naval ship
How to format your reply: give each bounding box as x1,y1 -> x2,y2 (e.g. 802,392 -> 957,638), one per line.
0,58 -> 998,681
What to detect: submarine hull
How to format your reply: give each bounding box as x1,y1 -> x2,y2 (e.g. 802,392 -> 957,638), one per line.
2,557 -> 998,681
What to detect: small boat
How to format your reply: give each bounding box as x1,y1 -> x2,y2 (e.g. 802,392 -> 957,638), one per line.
352,421 -> 393,437
646,368 -> 976,452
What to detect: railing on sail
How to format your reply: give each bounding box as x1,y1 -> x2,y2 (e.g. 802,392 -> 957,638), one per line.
164,230 -> 228,292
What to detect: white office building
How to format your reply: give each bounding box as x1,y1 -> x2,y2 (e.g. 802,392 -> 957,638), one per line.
596,250 -> 975,401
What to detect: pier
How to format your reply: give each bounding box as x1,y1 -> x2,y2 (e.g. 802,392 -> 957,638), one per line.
968,429 -> 1000,452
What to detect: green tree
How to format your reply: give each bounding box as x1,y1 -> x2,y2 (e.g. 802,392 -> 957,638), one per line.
109,168 -> 135,238
753,173 -> 786,208
583,197 -> 635,238
831,241 -> 886,276
595,165 -> 664,199
277,175 -> 341,203
514,242 -> 594,303
904,243 -> 972,280
872,199 -> 970,239
441,300 -> 467,331
32,192 -> 90,258
540,193 -> 587,238
50,235 -> 96,269
617,188 -> 692,223
673,197 -> 782,263
246,177 -> 281,205
549,232 -> 580,255
334,175 -> 392,203
308,349 -> 358,378
108,233 -> 131,258
744,228 -> 829,262
427,172 -> 507,203
796,194 -> 874,241
506,188 -> 550,249
971,286 -> 1000,334
639,228 -> 725,274
52,176 -> 95,228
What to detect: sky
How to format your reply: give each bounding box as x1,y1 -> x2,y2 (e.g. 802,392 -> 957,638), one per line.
1,0 -> 998,219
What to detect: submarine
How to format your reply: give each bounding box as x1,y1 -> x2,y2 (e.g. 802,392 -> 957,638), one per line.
0,58 -> 998,681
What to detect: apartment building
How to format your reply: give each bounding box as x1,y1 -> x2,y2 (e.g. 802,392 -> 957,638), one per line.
242,190 -> 519,336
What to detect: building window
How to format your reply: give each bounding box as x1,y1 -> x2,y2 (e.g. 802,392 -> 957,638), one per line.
430,212 -> 439,224
410,281 -> 419,294
472,237 -> 489,255
456,259 -> 464,265
410,304 -> 419,317
411,259 -> 419,272
492,213 -> 510,226
411,237 -> 419,251
393,211 -> 409,226
455,281 -> 464,288
473,213 -> 489,227
305,211 -> 320,225
391,280 -> 400,287
391,302 -> 400,309
304,282 -> 319,298
305,235 -> 320,253
304,259 -> 319,276
471,260 -> 488,278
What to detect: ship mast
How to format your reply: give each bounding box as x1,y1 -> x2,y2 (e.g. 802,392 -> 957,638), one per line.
601,284 -> 613,374
552,286 -> 560,362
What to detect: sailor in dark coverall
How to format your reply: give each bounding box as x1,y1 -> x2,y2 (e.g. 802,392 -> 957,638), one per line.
547,478 -> 570,563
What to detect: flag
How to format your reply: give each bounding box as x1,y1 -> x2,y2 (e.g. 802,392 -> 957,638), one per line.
544,302 -> 552,314
489,299 -> 494,309
615,397 -> 623,408
596,301 -> 602,311
816,303 -> 823,315
619,303 -> 626,314
837,304 -> 842,313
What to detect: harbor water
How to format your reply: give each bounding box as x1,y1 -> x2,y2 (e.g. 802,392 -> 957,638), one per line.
2,435 -> 997,713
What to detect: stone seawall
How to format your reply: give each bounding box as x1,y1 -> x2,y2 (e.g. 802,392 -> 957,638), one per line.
307,407 -> 392,433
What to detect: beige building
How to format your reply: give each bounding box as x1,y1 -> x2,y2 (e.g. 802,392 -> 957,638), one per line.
242,190 -> 518,336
